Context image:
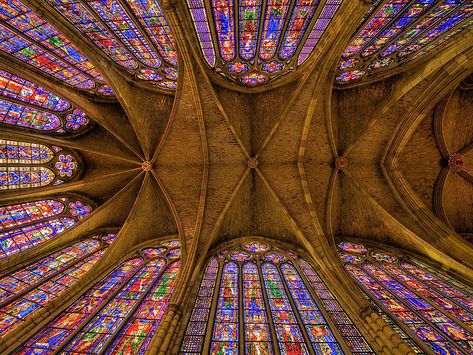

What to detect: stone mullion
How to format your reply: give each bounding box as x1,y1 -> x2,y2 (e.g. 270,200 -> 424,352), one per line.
256,259 -> 282,355
345,0 -> 393,62
0,173 -> 144,274
364,1 -> 464,66
254,0 -> 268,62
292,260 -> 352,354
0,53 -> 145,163
381,262 -> 473,336
291,0 -> 332,63
0,21 -> 97,84
50,255 -> 149,354
0,95 -> 72,116
202,0 -> 225,66
352,264 -> 438,354
201,257 -> 224,353
363,262 -> 470,355
117,0 -> 167,66
272,0 -> 298,59
95,259 -> 177,355
275,263 -> 316,355
0,242 -> 107,309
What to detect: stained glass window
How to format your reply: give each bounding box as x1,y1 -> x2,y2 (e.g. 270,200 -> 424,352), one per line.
16,239 -> 181,354
180,241 -> 374,353
336,0 -> 473,84
0,139 -> 81,189
0,196 -> 94,258
0,233 -> 113,338
186,0 -> 343,87
0,0 -> 110,95
339,241 -> 473,354
44,0 -> 178,89
0,70 -> 90,133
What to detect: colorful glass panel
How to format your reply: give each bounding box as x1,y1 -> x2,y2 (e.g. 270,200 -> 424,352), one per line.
44,0 -> 178,87
87,0 -> 161,68
0,199 -> 64,230
0,140 -> 53,164
0,196 -> 93,259
16,242 -> 180,354
0,237 -> 102,305
186,0 -> 216,67
300,259 -> 374,353
337,0 -> 473,84
243,262 -> 272,353
0,98 -> 61,131
211,261 -> 239,354
126,0 -> 178,66
189,0 -> 339,86
0,70 -> 90,132
279,0 -> 320,60
0,70 -> 70,111
0,139 -> 80,189
180,258 -> 219,353
0,248 -> 106,338
0,0 -> 105,92
340,242 -> 473,354
182,242 -> 372,353
0,166 -> 55,190
19,257 -> 144,353
243,241 -> 270,253
211,0 -> 235,62
298,0 -> 343,64
45,0 -> 136,71
239,0 -> 262,60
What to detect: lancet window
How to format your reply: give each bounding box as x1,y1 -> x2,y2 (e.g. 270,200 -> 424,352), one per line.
336,0 -> 473,84
0,139 -> 81,189
339,241 -> 473,354
44,0 -> 178,89
180,241 -> 374,354
16,239 -> 181,354
0,233 -> 115,338
0,70 -> 90,133
186,0 -> 343,87
0,0 -> 110,95
0,195 -> 94,258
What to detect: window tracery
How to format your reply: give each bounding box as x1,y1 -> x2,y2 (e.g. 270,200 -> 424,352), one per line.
0,195 -> 94,258
186,0 -> 343,87
16,239 -> 180,354
0,0 -> 111,95
0,70 -> 90,133
180,240 -> 373,354
336,0 -> 473,84
44,0 -> 178,89
0,233 -> 115,338
338,241 -> 473,354
0,139 -> 81,189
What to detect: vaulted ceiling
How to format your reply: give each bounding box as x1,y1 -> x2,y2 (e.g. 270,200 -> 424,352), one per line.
0,0 -> 473,316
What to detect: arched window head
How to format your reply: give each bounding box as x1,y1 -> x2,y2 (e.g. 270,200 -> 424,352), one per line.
0,139 -> 81,190
43,0 -> 178,89
0,233 -> 115,338
338,241 -> 473,354
0,195 -> 94,259
0,70 -> 91,133
0,1 -> 111,96
186,0 -> 343,87
15,239 -> 181,354
336,1 -> 473,85
181,240 -> 374,354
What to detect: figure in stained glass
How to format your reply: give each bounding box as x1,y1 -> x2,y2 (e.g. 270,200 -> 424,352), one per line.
181,241 -> 374,354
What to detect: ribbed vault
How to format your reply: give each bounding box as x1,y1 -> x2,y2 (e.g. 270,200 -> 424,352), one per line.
1,0 -> 473,353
